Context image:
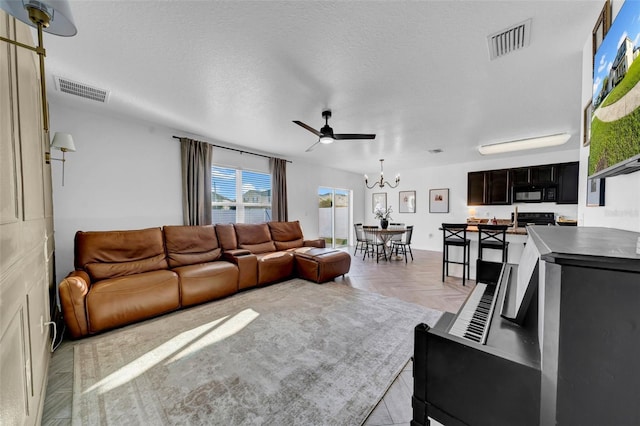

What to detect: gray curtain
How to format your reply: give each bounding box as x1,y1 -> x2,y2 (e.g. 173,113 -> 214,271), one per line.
270,157 -> 288,221
180,138 -> 212,225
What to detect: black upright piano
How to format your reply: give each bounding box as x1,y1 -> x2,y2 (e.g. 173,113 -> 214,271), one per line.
412,226 -> 640,426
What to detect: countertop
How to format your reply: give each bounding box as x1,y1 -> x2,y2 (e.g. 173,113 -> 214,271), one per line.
466,225 -> 528,235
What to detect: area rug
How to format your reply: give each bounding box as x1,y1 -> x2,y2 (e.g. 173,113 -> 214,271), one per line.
72,279 -> 442,425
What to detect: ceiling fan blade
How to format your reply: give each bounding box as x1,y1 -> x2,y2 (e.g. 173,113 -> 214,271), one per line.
305,140 -> 321,152
333,133 -> 376,140
293,120 -> 322,137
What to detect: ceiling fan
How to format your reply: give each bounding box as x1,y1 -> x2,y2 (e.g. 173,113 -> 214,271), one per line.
293,110 -> 376,152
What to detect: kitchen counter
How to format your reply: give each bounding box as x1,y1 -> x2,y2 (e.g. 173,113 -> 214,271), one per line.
466,225 -> 528,235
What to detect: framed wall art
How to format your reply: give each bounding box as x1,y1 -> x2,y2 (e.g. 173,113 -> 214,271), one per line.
592,0 -> 611,67
429,188 -> 449,213
399,190 -> 416,213
372,193 -> 387,213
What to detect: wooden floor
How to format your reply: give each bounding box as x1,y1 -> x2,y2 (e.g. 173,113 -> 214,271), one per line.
42,247 -> 474,425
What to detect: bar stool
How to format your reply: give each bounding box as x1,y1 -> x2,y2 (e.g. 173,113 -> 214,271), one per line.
477,224 -> 509,263
442,223 -> 471,286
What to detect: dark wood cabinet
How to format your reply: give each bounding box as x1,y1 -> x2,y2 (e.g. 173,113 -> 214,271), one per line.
557,162 -> 579,204
511,168 -> 530,186
467,172 -> 486,205
467,170 -> 510,205
487,169 -> 510,204
530,165 -> 556,185
468,162 -> 578,205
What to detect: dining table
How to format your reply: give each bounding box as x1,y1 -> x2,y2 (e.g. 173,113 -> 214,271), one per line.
367,227 -> 406,261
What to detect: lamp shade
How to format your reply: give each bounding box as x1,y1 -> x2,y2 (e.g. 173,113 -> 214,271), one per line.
478,133 -> 571,155
319,136 -> 334,144
51,132 -> 75,152
0,0 -> 77,36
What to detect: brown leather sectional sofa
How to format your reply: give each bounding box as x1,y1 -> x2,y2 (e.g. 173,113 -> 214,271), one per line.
58,221 -> 351,338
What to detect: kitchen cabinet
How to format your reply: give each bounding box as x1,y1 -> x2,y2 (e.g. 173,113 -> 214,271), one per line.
530,164 -> 556,185
511,168 -> 530,186
468,171 -> 486,205
468,162 -> 578,205
487,169 -> 510,204
557,162 -> 579,204
467,170 -> 510,205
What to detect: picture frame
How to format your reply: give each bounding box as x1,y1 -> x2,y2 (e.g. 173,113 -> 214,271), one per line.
372,193 -> 387,213
583,100 -> 592,147
429,188 -> 449,213
399,190 -> 416,213
586,178 -> 606,206
592,0 -> 611,68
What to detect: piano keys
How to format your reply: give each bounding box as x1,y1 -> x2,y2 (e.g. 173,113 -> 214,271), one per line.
448,283 -> 496,344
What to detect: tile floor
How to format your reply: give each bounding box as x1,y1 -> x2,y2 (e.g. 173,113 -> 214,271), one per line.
42,247 -> 471,425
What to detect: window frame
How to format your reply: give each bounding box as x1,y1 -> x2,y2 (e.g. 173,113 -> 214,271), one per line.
211,164 -> 272,224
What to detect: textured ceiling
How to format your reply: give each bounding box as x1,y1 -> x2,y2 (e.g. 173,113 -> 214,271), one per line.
41,1 -> 604,175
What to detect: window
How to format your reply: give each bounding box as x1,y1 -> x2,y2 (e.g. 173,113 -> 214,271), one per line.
211,166 -> 271,224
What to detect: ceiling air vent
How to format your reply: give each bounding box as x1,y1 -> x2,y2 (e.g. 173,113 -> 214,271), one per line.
487,19 -> 532,60
54,76 -> 110,103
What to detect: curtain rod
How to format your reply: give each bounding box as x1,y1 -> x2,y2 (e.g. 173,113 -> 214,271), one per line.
172,136 -> 291,163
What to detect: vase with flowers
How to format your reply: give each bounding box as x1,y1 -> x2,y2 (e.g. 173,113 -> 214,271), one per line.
374,205 -> 393,229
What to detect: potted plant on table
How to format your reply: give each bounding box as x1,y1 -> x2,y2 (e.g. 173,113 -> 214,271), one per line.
374,205 -> 393,229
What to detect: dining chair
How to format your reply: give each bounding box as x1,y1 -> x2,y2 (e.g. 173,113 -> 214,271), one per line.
353,223 -> 368,255
477,224 -> 509,262
362,225 -> 387,263
389,222 -> 404,245
391,225 -> 413,263
442,223 -> 471,286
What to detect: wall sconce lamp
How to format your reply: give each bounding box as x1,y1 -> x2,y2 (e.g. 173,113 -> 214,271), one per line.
0,0 -> 77,138
478,133 -> 571,155
365,159 -> 400,189
47,132 -> 75,186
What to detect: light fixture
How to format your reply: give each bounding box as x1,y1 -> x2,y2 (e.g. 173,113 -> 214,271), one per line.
48,132 -> 75,186
478,133 -> 571,155
0,0 -> 77,140
365,159 -> 400,189
319,136 -> 334,144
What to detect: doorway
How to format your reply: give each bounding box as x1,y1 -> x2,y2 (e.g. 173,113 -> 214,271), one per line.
318,187 -> 350,248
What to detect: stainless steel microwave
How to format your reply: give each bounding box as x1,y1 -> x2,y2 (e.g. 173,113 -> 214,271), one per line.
513,186 -> 556,203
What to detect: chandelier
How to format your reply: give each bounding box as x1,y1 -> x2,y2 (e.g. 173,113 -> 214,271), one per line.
365,159 -> 400,189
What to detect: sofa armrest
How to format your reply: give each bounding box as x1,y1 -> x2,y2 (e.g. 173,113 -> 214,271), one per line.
222,250 -> 258,290
58,271 -> 91,338
222,249 -> 252,258
303,239 -> 326,248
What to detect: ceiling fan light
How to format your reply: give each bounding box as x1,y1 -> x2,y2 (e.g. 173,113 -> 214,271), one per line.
319,136 -> 334,144
478,133 -> 571,155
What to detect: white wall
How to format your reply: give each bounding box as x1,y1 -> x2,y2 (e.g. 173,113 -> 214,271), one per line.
50,102 -> 365,282
577,0 -> 640,232
50,103 -> 183,282
365,150 -> 580,252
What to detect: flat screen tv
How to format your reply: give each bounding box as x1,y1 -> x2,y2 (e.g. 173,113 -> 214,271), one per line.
590,0 -> 640,179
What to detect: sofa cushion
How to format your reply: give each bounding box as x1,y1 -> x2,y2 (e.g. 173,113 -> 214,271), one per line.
215,224 -> 238,250
75,228 -> 168,281
274,238 -> 305,250
234,223 -> 276,254
164,225 -> 221,268
268,221 -> 303,240
173,261 -> 238,307
86,269 -> 180,333
255,251 -> 295,285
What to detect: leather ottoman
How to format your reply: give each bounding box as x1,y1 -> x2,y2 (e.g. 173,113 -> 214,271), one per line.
293,248 -> 351,283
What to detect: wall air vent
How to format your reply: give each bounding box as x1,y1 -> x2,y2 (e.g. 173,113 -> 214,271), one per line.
487,19 -> 532,60
54,76 -> 110,103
